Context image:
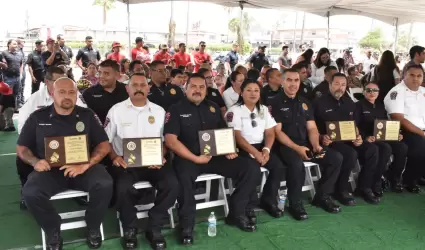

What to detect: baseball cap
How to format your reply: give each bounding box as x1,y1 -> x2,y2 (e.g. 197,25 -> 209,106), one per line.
112,42 -> 121,48
160,44 -> 168,50
258,45 -> 267,50
46,38 -> 55,44
0,81 -> 13,95
135,37 -> 144,43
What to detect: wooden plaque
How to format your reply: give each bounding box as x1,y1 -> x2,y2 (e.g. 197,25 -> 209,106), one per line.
373,120 -> 400,141
326,121 -> 357,141
123,137 -> 163,167
199,128 -> 236,156
44,135 -> 89,167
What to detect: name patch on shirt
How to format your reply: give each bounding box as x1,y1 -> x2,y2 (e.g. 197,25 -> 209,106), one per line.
92,94 -> 103,98
325,109 -> 333,113
180,114 -> 192,118
38,123 -> 52,126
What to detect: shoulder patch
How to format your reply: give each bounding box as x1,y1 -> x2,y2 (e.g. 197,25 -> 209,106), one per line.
226,112 -> 234,122
210,106 -> 216,113
103,117 -> 110,128
390,91 -> 397,100
302,103 -> 308,111
165,112 -> 171,124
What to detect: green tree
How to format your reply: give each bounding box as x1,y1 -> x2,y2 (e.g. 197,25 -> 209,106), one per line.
228,12 -> 252,54
358,28 -> 387,52
397,32 -> 418,53
93,0 -> 115,25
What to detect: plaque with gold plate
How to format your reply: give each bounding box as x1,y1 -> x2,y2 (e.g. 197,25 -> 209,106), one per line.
44,135 -> 90,167
326,121 -> 357,141
373,120 -> 400,141
199,128 -> 236,156
123,137 -> 163,167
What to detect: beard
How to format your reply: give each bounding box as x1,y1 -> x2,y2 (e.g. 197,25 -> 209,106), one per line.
60,99 -> 74,109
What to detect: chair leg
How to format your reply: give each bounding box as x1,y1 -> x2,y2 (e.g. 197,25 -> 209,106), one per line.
227,178 -> 234,195
41,229 -> 46,250
168,207 -> 175,229
349,172 -> 357,191
219,178 -> 229,217
117,212 -> 124,237
305,167 -> 316,199
205,180 -> 211,202
260,171 -> 267,194
315,164 -> 322,179
100,223 -> 105,241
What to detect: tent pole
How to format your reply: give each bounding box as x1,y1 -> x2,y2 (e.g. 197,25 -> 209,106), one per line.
327,11 -> 330,48
407,22 -> 413,49
393,17 -> 399,53
292,12 -> 298,53
239,1 -> 244,50
127,1 -> 131,59
185,1 -> 190,45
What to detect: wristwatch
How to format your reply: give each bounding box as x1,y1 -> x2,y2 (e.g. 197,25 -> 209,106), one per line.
262,147 -> 271,154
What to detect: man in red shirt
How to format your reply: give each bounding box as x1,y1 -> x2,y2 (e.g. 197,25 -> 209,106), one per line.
193,41 -> 212,72
107,42 -> 125,63
131,37 -> 150,63
172,43 -> 191,68
153,44 -> 171,65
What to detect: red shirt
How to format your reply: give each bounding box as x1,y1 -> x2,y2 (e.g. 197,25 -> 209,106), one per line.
153,52 -> 172,64
107,53 -> 125,63
173,52 -> 191,68
193,51 -> 211,72
131,47 -> 150,63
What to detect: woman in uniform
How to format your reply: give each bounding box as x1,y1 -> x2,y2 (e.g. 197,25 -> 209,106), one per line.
355,82 -> 408,194
226,79 -> 285,218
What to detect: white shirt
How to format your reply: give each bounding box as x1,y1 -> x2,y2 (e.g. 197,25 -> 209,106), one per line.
309,61 -> 338,86
363,56 -> 378,74
226,104 -> 276,144
223,86 -> 240,109
18,84 -> 87,134
104,98 -> 165,156
384,81 -> 425,130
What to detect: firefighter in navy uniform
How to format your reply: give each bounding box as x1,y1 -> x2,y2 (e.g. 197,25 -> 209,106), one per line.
198,68 -> 227,116
82,59 -> 128,124
384,64 -> 425,193
313,73 -> 380,205
148,60 -> 184,111
17,78 -> 112,250
355,82 -> 408,194
164,73 -> 260,245
312,66 -> 338,100
105,73 -> 179,250
260,68 -> 283,106
270,68 -> 343,216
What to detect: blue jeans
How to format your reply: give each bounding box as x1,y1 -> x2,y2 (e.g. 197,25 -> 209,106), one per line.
4,75 -> 20,107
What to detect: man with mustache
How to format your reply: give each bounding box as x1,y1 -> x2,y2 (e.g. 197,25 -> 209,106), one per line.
164,73 -> 261,245
313,73 -> 380,205
147,60 -> 184,111
17,77 -> 113,250
270,68 -> 343,217
104,73 -> 178,250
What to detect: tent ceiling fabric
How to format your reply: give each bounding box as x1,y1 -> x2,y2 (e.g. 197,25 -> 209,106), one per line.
117,0 -> 423,25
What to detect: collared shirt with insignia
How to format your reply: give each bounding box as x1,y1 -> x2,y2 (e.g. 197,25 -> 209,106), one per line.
17,105 -> 108,161
164,98 -> 226,155
82,81 -> 129,124
260,84 -> 283,106
148,82 -> 185,111
270,92 -> 314,145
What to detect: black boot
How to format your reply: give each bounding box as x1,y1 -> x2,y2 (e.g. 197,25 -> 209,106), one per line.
245,209 -> 257,224
146,230 -> 166,250
122,228 -> 138,250
46,230 -> 63,250
288,201 -> 308,220
86,228 -> 102,249
179,227 -> 194,246
312,195 -> 341,213
225,215 -> 256,232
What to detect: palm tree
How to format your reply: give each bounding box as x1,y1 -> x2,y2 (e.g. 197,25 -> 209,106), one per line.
228,12 -> 251,54
223,6 -> 233,42
93,0 -> 116,53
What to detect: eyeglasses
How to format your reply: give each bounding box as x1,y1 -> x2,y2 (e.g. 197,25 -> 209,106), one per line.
201,45 -> 206,47
365,88 -> 379,93
250,113 -> 257,127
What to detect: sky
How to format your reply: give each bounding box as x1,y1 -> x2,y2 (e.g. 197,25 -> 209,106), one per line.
2,0 -> 424,43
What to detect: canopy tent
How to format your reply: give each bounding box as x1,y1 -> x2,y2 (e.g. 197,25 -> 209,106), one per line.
117,0 -> 423,57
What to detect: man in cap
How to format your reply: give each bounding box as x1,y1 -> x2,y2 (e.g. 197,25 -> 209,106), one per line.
107,42 -> 125,64
26,40 -> 46,93
132,37 -> 150,63
225,43 -> 239,74
153,44 -> 172,65
41,38 -> 69,71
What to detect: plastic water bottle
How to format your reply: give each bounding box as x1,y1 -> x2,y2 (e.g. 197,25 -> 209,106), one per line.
208,212 -> 217,237
277,189 -> 287,211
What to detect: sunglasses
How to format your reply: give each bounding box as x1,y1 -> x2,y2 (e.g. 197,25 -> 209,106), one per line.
250,113 -> 257,127
365,88 -> 379,93
201,45 -> 206,47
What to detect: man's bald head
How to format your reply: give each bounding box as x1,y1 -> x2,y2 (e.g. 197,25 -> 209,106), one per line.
52,77 -> 78,110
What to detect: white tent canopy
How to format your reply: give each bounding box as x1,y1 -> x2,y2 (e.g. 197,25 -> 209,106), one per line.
117,0 -> 423,24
